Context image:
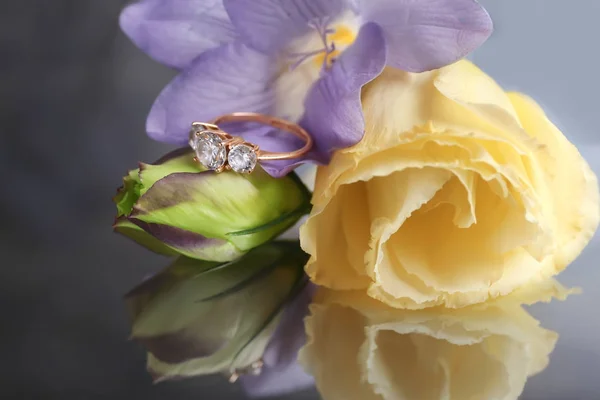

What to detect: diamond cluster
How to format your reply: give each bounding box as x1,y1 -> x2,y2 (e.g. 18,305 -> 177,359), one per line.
190,126 -> 258,173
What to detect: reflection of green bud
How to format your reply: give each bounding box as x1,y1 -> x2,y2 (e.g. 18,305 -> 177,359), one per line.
113,149 -> 311,261
126,241 -> 308,382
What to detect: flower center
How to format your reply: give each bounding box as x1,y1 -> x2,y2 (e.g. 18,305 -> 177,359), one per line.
273,12 -> 359,123
287,14 -> 359,71
312,24 -> 356,68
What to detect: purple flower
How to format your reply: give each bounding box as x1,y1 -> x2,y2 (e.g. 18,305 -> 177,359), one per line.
121,0 -> 492,177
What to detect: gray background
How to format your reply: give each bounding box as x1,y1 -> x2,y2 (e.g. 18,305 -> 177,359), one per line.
0,0 -> 598,399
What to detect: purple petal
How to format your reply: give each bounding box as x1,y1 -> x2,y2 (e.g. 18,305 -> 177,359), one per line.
259,159 -> 313,179
300,22 -> 386,161
146,42 -> 277,145
127,218 -> 241,261
227,23 -> 387,177
112,216 -> 180,257
119,0 -> 236,69
223,0 -> 347,54
127,219 -> 224,251
360,0 -> 493,72
133,172 -> 213,212
218,122 -> 304,156
240,282 -> 316,397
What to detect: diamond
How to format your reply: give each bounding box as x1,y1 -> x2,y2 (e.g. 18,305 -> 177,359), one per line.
191,131 -> 227,170
228,144 -> 258,173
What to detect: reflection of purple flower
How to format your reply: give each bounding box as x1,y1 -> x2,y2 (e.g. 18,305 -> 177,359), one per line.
121,0 -> 492,177
240,282 -> 316,397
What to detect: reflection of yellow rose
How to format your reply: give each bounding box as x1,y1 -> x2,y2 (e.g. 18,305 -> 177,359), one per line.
300,289 -> 556,400
300,60 -> 599,308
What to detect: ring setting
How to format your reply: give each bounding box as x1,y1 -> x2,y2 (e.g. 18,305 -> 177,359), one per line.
189,124 -> 259,173
189,113 -> 313,174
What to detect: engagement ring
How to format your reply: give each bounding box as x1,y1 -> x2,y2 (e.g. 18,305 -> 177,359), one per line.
189,112 -> 313,174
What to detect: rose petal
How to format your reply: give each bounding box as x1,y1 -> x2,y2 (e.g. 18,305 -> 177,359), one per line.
223,0 -> 347,54
299,300 -> 382,400
301,22 -> 387,161
301,289 -> 558,400
360,0 -> 492,72
507,92 -> 600,271
120,0 -> 236,69
301,182 -> 373,291
302,60 -> 599,309
146,42 -> 276,145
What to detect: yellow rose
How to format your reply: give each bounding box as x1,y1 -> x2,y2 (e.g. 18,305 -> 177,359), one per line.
300,289 -> 557,400
300,60 -> 599,308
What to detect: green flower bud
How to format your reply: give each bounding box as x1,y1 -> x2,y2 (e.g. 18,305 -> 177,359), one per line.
125,241 -> 308,382
113,149 -> 311,261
